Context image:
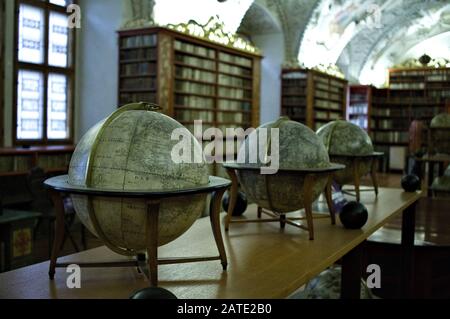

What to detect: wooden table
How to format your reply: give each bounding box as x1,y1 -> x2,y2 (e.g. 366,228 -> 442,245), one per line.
0,188 -> 421,299
367,198 -> 450,298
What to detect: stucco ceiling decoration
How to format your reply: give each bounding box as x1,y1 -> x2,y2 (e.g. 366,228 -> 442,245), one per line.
240,0 -> 319,64
298,0 -> 450,86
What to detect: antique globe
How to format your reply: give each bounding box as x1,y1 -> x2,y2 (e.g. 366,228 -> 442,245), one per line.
235,117 -> 332,213
68,102 -> 208,252
316,120 -> 374,186
430,113 -> 450,154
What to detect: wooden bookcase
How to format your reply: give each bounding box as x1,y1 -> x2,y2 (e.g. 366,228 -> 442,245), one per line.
0,146 -> 74,177
368,67 -> 450,171
347,85 -> 373,131
117,27 -> 262,177
281,68 -> 348,130
369,68 -> 450,148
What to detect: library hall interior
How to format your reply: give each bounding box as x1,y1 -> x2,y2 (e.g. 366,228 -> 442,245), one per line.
1,0 -> 450,301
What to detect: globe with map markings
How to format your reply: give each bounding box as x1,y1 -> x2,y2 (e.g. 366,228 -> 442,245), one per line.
68,102 -> 209,251
430,113 -> 450,154
316,120 -> 374,185
235,117 -> 332,213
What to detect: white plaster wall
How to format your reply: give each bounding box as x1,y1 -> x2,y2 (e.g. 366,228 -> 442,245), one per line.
252,32 -> 284,124
75,0 -> 123,141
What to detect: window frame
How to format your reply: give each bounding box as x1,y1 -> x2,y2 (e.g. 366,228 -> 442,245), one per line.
13,0 -> 76,146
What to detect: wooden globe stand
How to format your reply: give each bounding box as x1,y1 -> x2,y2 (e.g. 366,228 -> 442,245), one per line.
223,163 -> 345,240
331,152 -> 384,202
44,175 -> 231,287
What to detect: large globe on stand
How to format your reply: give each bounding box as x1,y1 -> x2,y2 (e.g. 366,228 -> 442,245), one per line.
430,113 -> 450,155
68,102 -> 208,252
316,120 -> 374,185
235,118 -> 331,213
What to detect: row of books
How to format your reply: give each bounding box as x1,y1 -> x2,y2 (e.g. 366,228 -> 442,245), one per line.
389,91 -> 426,98
372,131 -> 409,144
219,74 -> 252,88
315,82 -> 342,94
349,118 -> 368,130
410,107 -> 445,118
176,66 -> 216,83
282,108 -> 306,118
119,92 -> 156,105
175,110 -> 214,122
427,82 -> 450,88
0,153 -> 71,173
121,77 -> 156,90
316,111 -> 328,120
217,112 -> 249,123
36,154 -> 72,170
219,52 -> 252,68
0,156 -> 31,172
315,99 -> 341,110
218,100 -> 251,112
371,108 -> 409,117
282,85 -> 307,95
219,63 -> 252,77
282,97 -> 306,105
121,35 -> 157,49
120,48 -> 157,61
174,40 -> 216,59
282,72 -> 307,80
175,80 -> 215,96
349,94 -> 368,102
328,112 -> 341,120
348,104 -> 368,114
218,87 -> 252,100
314,90 -> 341,101
390,83 -> 426,90
175,98 -> 252,113
175,53 -> 216,70
429,90 -> 450,97
375,119 -> 410,130
175,95 -> 214,109
184,123 -> 252,138
427,74 -> 449,82
120,62 -> 157,76
391,69 -> 450,77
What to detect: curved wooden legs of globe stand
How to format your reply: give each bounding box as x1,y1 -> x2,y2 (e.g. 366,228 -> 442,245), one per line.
48,190 -> 228,287
343,158 -> 380,202
224,169 -> 336,240
48,190 -> 66,280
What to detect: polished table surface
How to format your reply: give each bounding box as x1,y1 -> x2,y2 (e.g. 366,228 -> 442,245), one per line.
369,197 -> 450,246
0,188 -> 421,299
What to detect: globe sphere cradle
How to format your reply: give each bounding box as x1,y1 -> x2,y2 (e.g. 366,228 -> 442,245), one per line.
223,117 -> 345,240
43,103 -> 231,286
316,120 -> 383,202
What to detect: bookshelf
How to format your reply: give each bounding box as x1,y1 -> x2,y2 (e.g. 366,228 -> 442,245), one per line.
0,146 -> 74,176
367,67 -> 450,171
348,85 -> 373,131
117,27 -> 262,176
370,68 -> 450,148
281,68 -> 347,130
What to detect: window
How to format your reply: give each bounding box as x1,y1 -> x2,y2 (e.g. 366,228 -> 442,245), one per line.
14,0 -> 75,144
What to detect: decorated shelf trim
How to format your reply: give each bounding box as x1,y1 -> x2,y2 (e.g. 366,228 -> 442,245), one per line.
166,16 -> 260,55
282,60 -> 346,79
393,55 -> 450,69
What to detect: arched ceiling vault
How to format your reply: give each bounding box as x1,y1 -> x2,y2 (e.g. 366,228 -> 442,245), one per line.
121,0 -> 450,86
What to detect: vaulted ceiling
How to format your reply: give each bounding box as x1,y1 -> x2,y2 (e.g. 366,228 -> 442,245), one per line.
123,0 -> 450,86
